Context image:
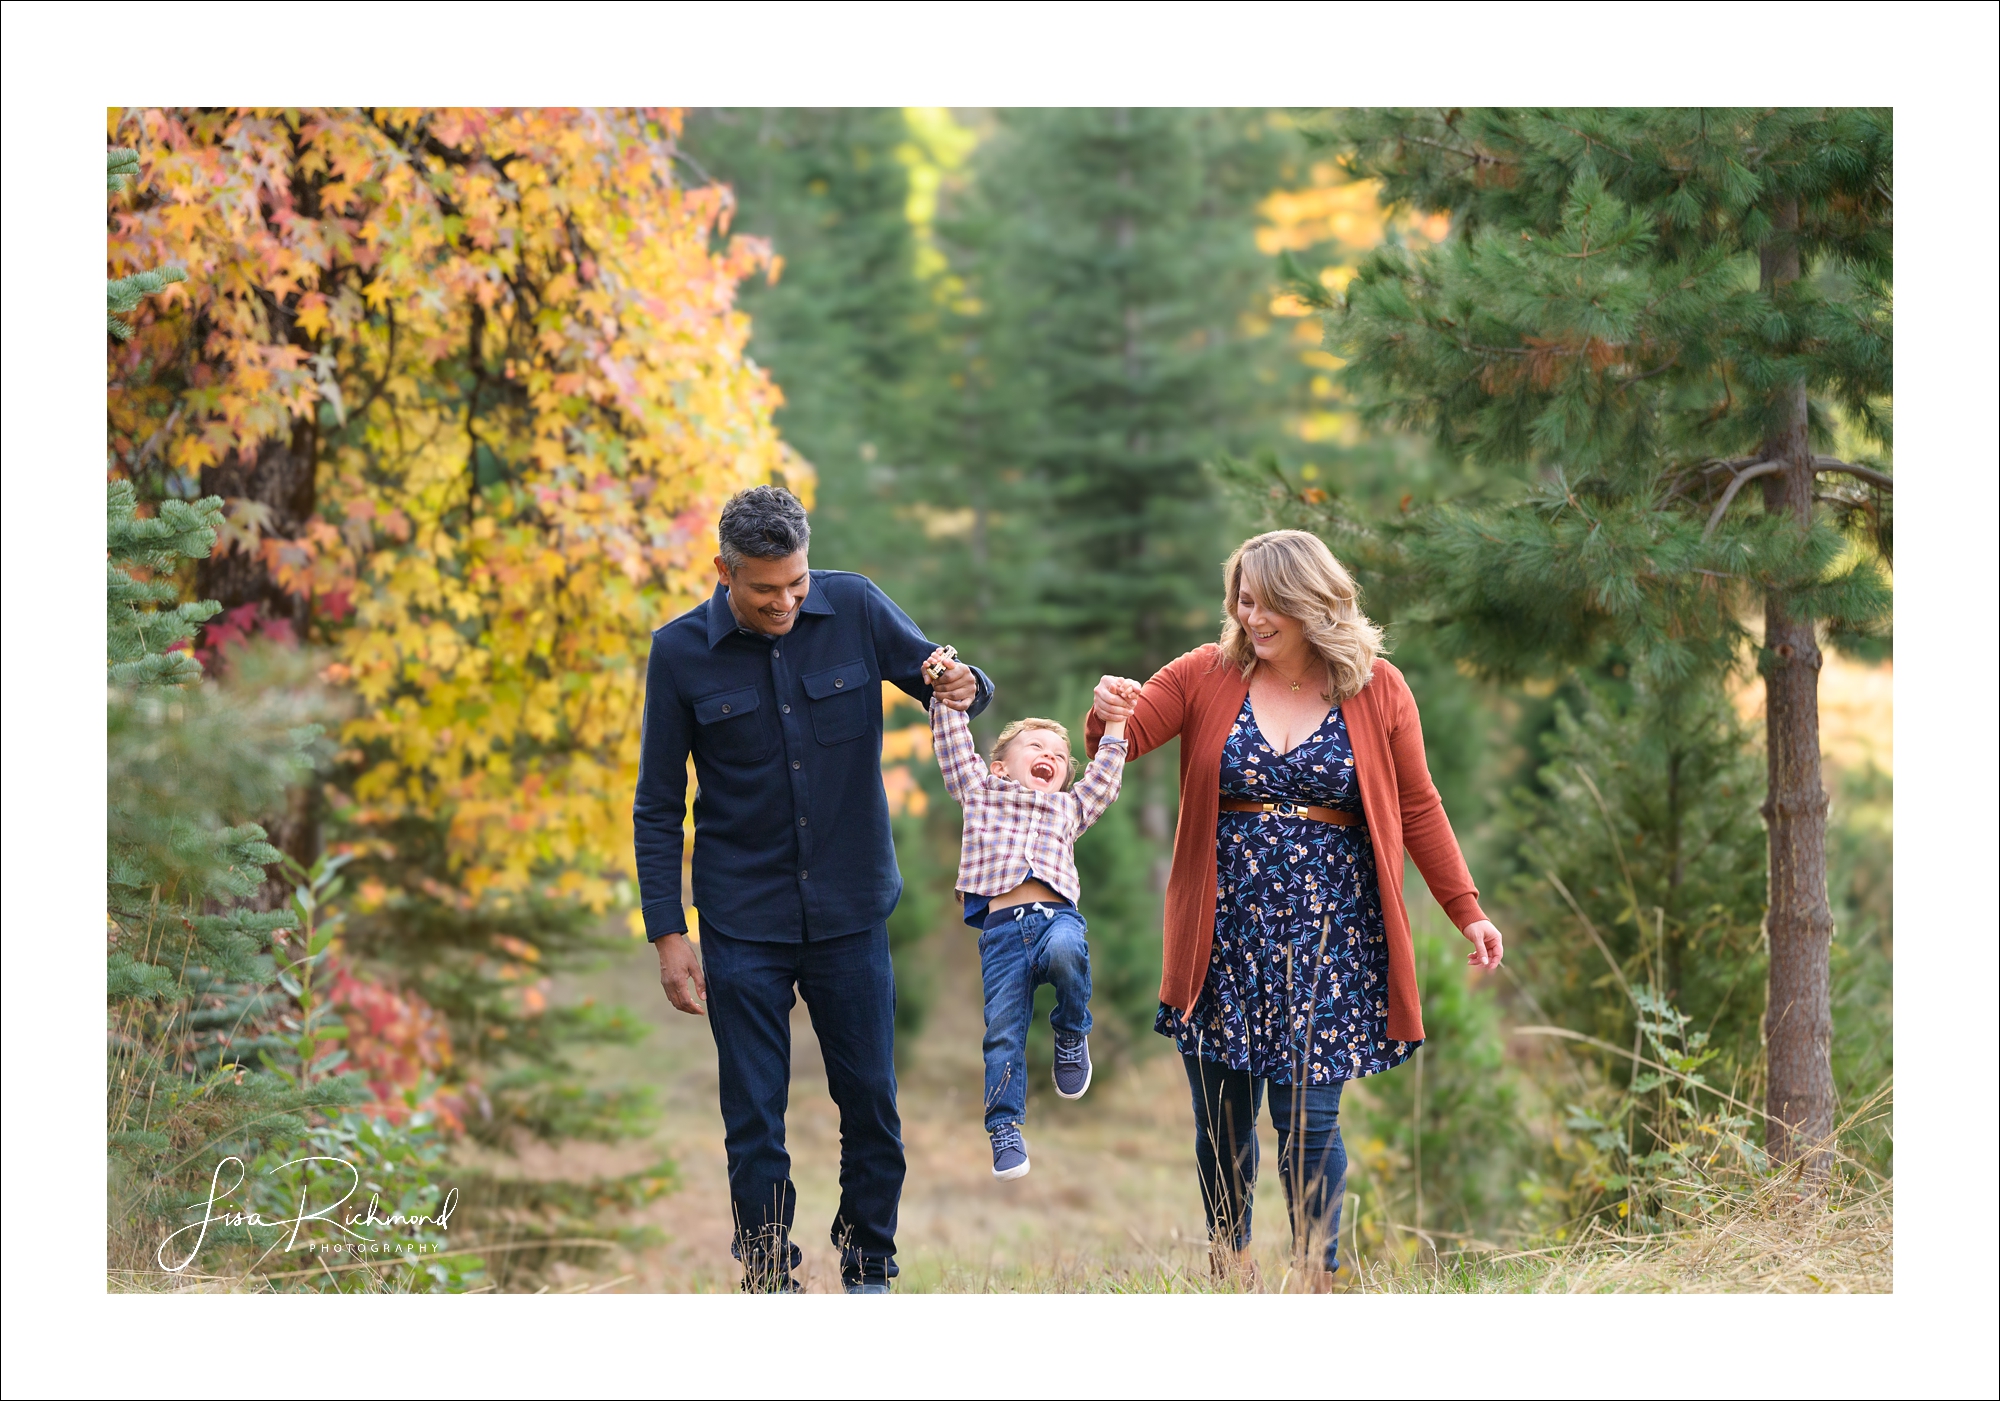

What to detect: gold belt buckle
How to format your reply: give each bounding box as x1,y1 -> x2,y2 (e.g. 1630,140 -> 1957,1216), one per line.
1263,801 -> 1299,817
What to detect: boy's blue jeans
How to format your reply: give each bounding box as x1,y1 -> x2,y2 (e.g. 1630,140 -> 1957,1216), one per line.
977,903 -> 1091,1134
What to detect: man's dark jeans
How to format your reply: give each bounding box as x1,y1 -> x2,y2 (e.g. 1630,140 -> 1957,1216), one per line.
701,923 -> 903,1289
977,903 -> 1091,1135
1182,1054 -> 1347,1271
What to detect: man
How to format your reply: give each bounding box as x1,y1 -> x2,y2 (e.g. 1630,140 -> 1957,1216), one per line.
633,484 -> 989,1293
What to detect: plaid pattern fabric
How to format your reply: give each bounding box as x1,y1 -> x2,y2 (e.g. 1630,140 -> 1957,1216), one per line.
932,701 -> 1126,904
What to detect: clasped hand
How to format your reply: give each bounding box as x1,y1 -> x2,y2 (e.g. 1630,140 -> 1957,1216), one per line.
1092,674 -> 1142,723
922,646 -> 978,712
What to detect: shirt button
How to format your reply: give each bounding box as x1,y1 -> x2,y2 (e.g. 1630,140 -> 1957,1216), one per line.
800,870 -> 809,880
773,649 -> 781,658
833,677 -> 844,688
792,760 -> 801,770
799,816 -> 809,826
782,704 -> 791,714
720,704 -> 731,713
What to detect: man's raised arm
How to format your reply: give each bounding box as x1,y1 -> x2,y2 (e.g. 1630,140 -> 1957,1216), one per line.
866,577 -> 992,718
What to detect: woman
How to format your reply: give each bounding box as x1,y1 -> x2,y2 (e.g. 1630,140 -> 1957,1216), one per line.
1084,530 -> 1503,1288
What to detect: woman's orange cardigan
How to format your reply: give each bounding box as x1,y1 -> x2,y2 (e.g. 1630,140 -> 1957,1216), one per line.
1084,645 -> 1486,1044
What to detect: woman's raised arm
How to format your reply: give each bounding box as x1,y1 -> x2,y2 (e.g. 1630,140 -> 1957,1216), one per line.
1083,657 -> 1191,761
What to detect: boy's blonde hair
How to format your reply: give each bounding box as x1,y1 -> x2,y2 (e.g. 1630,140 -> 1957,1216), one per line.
991,717 -> 1079,787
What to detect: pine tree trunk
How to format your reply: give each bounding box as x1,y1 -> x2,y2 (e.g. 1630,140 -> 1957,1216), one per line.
1757,199 -> 1835,1175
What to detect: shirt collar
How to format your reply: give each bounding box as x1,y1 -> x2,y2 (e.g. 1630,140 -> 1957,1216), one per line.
704,574 -> 835,649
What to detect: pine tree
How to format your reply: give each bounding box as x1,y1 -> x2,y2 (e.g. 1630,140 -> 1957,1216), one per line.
1314,108 -> 1892,1172
938,108 -> 1313,704
680,106 -> 938,572
1501,673 -> 1771,1070
874,110 -> 1312,1049
106,477 -> 355,1265
106,148 -> 184,341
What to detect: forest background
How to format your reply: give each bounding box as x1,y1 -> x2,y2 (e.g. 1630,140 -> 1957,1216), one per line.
104,106 -> 1892,1292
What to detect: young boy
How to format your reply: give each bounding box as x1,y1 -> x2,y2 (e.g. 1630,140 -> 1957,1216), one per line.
922,647 -> 1137,1179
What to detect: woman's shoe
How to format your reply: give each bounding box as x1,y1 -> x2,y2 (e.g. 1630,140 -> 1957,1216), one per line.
1208,1244 -> 1262,1292
1290,1263 -> 1340,1293
990,1124 -> 1030,1179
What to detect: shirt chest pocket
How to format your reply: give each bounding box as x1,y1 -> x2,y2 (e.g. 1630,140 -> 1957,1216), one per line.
694,686 -> 772,765
800,658 -> 873,747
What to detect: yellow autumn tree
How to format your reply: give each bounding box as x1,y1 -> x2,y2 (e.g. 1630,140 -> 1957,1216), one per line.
108,108 -> 800,918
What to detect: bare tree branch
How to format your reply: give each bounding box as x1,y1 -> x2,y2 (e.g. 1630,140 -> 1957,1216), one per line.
1812,456 -> 1894,491
1702,460 -> 1781,539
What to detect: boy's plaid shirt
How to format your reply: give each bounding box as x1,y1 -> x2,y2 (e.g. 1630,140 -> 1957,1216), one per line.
931,701 -> 1126,905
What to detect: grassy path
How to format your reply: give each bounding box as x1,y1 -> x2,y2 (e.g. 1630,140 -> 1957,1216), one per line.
537,928 -> 1273,1293
513,924 -> 1888,1294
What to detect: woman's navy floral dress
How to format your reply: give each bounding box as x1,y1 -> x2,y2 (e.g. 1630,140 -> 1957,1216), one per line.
1157,693 -> 1420,1084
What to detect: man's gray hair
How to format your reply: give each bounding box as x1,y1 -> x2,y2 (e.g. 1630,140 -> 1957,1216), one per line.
717,485 -> 811,572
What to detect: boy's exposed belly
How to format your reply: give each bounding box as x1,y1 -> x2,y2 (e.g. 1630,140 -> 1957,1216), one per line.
987,876 -> 1066,912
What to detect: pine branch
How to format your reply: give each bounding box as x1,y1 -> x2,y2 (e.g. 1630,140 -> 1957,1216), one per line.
1702,457 -> 1893,540
1701,461 -> 1781,539
1398,133 -> 1509,169
1812,456 -> 1893,491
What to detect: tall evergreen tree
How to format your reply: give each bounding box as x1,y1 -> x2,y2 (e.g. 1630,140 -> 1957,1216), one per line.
941,108 -> 1311,705
1314,108 -> 1892,1171
679,107 -> 940,575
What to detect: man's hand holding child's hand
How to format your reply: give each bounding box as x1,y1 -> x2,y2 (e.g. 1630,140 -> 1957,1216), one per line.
925,646 -> 978,711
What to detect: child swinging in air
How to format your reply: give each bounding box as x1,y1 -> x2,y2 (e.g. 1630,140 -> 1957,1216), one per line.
922,646 -> 1137,1179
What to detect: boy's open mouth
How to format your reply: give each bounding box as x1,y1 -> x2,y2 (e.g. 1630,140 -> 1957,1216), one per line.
1029,757 -> 1058,783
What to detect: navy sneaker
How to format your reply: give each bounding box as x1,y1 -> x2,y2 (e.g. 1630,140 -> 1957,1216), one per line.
1053,1032 -> 1092,1099
990,1124 -> 1030,1179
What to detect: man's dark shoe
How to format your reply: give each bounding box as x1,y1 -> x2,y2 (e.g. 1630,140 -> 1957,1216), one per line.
735,1230 -> 802,1292
844,1280 -> 892,1294
990,1124 -> 1030,1179
1053,1032 -> 1092,1099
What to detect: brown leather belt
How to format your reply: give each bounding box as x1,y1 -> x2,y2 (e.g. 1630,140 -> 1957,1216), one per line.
1219,798 -> 1364,827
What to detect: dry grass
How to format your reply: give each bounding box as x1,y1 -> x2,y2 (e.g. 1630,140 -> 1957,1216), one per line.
545,934 -> 1892,1296
877,1173 -> 1892,1294
1354,1181 -> 1892,1295
126,919 -> 1887,1295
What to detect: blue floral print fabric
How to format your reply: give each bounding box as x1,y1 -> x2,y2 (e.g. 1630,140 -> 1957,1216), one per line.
1157,693 -> 1420,1084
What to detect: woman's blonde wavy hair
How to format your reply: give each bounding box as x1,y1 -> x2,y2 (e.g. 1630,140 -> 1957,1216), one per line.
1218,530 -> 1385,703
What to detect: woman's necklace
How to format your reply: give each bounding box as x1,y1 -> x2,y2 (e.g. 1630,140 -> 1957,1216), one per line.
1267,657 -> 1319,693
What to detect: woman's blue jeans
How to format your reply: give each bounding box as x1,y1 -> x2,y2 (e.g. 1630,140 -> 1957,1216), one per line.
977,904 -> 1091,1134
1182,1055 -> 1347,1271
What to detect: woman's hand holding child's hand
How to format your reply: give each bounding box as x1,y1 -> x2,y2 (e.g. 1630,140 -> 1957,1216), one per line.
1092,674 -> 1141,723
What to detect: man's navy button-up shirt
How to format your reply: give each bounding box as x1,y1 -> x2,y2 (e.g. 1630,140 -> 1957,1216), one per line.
633,570 -> 992,943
